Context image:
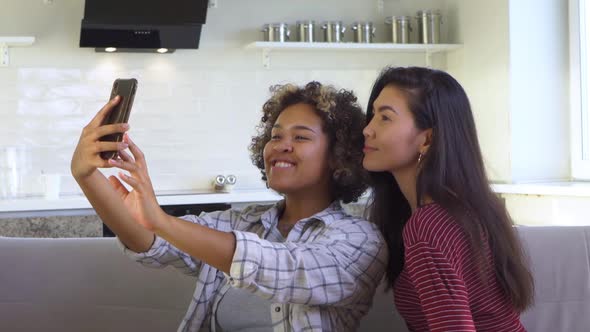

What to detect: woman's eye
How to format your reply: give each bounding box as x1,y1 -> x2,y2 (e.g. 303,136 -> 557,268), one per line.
381,114 -> 391,121
295,135 -> 309,140
271,134 -> 281,140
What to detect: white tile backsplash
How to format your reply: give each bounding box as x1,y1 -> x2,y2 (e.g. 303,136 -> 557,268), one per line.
1,66 -> 383,198
18,99 -> 81,116
18,68 -> 82,83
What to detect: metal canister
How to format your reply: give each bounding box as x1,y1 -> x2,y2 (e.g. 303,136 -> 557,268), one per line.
213,175 -> 226,192
262,23 -> 290,42
351,22 -> 375,43
321,21 -> 346,43
296,20 -> 316,42
416,10 -> 442,44
385,16 -> 412,44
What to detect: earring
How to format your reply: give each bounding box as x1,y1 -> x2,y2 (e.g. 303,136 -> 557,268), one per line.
418,153 -> 423,164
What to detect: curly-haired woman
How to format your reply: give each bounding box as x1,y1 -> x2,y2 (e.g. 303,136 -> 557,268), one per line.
71,81 -> 388,332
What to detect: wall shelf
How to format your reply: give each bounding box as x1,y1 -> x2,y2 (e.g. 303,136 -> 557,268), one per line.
0,36 -> 35,66
245,41 -> 462,68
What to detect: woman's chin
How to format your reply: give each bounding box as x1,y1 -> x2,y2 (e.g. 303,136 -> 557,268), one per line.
362,159 -> 378,172
363,160 -> 391,173
267,181 -> 290,194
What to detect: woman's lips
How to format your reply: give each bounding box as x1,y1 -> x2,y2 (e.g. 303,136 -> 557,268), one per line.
363,146 -> 377,153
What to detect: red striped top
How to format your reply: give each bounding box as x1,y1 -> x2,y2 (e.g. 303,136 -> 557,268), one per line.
393,204 -> 525,332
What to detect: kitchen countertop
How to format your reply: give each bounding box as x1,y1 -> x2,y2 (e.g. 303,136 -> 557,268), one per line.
0,189 -> 283,217
4,182 -> 588,218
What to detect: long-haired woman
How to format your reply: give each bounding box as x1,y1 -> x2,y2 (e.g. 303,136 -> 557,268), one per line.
363,66 -> 534,331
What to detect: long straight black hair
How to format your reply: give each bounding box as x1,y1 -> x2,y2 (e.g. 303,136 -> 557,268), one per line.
366,67 -> 534,312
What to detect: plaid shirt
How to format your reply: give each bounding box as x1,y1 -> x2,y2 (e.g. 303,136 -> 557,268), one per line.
120,200 -> 388,332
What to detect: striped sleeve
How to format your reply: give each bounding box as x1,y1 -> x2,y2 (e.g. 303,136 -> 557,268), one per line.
404,241 -> 476,332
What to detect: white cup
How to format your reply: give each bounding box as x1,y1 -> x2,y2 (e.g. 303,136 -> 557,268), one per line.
43,174 -> 61,200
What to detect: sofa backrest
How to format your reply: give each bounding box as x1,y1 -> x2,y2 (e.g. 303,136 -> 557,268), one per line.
1,226 -> 589,332
0,237 -> 194,332
518,226 -> 590,332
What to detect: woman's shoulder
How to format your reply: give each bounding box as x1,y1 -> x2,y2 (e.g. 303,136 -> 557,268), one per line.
232,203 -> 278,217
333,213 -> 382,235
330,203 -> 381,230
180,203 -> 278,226
313,204 -> 385,244
402,203 -> 465,249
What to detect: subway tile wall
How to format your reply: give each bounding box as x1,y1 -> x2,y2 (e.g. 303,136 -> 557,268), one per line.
0,67 -> 386,198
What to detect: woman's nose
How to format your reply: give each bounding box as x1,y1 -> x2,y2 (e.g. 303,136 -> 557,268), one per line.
363,124 -> 373,138
274,141 -> 293,152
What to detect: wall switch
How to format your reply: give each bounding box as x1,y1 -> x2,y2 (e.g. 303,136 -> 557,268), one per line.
208,0 -> 218,9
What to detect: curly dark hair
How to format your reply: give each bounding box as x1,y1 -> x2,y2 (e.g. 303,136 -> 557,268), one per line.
249,81 -> 368,203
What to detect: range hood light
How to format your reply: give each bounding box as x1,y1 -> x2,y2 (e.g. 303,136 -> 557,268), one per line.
105,47 -> 117,52
156,48 -> 169,53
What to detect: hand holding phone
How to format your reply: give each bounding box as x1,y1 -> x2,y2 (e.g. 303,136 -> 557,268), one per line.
100,78 -> 138,160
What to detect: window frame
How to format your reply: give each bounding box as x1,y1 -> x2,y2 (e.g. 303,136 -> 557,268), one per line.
571,0 -> 590,179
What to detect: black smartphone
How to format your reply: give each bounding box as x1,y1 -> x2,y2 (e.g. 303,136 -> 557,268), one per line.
99,78 -> 138,160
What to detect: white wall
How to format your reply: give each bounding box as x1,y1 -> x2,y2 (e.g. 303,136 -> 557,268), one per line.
446,0 -> 570,183
0,0 -> 448,199
508,0 -> 570,182
445,0 -> 512,182
443,0 -> 586,226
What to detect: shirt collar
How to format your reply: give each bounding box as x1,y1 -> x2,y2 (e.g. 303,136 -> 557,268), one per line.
259,200 -> 344,230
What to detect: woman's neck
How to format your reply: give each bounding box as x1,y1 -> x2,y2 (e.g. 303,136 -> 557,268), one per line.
392,167 -> 420,213
280,191 -> 333,230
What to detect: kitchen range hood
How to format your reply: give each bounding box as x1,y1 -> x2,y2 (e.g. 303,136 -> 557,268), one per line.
80,0 -> 208,53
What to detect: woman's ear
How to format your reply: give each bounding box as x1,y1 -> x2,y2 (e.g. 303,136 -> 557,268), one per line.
419,128 -> 433,154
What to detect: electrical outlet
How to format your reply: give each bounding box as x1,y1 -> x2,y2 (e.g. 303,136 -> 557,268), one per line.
208,0 -> 218,9
43,0 -> 54,5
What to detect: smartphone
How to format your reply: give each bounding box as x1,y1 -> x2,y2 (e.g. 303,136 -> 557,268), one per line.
99,78 -> 138,160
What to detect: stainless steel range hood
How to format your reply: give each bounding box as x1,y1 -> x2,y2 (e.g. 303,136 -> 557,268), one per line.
79,0 -> 208,53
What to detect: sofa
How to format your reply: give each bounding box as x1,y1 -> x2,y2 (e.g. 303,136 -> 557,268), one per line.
1,226 -> 589,331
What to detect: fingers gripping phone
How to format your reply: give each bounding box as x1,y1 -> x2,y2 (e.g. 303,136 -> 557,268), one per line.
99,78 -> 138,160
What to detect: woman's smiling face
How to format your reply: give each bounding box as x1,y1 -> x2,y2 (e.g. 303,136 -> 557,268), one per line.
263,103 -> 331,195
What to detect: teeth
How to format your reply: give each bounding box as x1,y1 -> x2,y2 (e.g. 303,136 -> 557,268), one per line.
275,161 -> 294,168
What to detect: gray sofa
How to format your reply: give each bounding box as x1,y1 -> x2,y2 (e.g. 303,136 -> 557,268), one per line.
1,226 -> 589,331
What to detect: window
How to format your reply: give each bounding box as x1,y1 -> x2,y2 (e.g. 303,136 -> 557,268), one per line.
571,0 -> 590,179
